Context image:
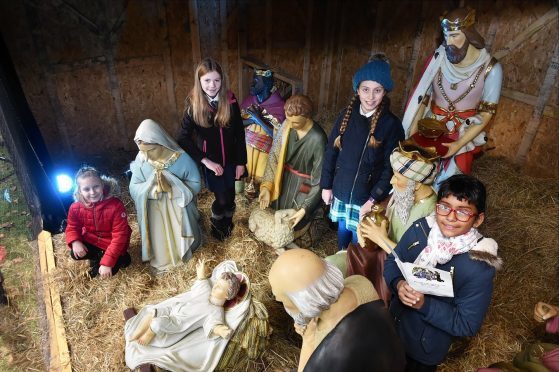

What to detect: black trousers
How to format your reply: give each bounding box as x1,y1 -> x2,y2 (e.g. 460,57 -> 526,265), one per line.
211,188 -> 236,218
69,241 -> 131,277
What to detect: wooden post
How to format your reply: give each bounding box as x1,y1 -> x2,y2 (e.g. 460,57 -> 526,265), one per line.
38,231 -> 58,368
302,0 -> 313,95
22,2 -> 73,159
104,36 -> 128,148
237,0 -> 248,101
188,0 -> 202,67
400,1 -> 425,115
333,3 -> 347,109
369,0 -> 384,57
484,0 -> 502,53
220,0 -> 229,70
317,0 -> 338,113
514,41 -> 559,165
159,0 -> 179,127
38,231 -> 72,371
265,0 -> 272,63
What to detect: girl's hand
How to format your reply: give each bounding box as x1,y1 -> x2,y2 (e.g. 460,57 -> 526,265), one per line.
321,189 -> 333,205
359,199 -> 375,220
98,265 -> 113,279
201,158 -> 224,176
72,241 -> 88,258
235,165 -> 245,180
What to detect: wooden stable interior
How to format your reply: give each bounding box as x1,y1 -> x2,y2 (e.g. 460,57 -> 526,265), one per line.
0,0 -> 557,178
0,1 -> 558,371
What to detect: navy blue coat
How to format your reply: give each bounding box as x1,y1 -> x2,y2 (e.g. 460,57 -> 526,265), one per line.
384,217 -> 499,366
320,99 -> 404,205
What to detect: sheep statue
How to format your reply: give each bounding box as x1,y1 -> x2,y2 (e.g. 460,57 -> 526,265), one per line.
248,208 -> 297,249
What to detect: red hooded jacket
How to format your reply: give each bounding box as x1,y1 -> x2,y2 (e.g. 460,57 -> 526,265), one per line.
65,196 -> 131,268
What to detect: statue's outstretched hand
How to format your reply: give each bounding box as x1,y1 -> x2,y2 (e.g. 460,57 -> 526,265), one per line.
359,218 -> 388,247
259,188 -> 271,209
441,141 -> 462,158
288,209 -> 306,228
196,258 -> 208,279
213,324 -> 233,339
534,301 -> 558,323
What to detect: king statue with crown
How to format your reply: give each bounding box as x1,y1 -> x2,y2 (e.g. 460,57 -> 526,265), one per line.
240,69 -> 286,197
402,7 -> 503,189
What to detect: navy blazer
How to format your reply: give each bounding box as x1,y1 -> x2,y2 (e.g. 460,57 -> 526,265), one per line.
383,217 -> 498,365
320,99 -> 404,205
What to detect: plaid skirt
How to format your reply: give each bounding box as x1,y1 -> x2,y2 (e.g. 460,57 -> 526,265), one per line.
329,197 -> 361,232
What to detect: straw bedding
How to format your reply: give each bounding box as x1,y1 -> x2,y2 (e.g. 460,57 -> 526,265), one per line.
46,155 -> 557,371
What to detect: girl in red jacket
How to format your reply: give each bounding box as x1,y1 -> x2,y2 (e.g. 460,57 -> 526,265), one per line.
65,166 -> 132,279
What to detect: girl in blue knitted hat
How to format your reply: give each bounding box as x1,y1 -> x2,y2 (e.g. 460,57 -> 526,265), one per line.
320,55 -> 404,250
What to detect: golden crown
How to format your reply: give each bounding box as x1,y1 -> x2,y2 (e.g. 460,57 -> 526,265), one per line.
441,8 -> 476,32
255,69 -> 272,77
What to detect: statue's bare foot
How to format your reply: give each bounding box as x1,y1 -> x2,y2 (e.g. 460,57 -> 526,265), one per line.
137,328 -> 155,345
129,309 -> 155,341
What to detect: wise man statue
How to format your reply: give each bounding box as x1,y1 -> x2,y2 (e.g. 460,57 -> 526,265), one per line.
402,7 -> 503,189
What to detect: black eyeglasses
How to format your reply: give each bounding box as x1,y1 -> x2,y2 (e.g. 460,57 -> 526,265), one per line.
435,203 -> 477,222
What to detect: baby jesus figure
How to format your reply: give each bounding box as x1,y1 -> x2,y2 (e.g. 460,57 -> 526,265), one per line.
127,259 -> 241,347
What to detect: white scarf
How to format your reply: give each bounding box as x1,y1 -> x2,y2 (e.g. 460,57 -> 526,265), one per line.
414,214 -> 482,268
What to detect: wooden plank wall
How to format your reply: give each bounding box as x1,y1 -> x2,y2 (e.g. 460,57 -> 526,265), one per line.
0,0 -> 557,177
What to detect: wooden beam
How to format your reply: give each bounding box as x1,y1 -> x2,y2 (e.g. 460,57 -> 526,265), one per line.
501,88 -> 559,120
23,2 -> 73,159
333,3 -> 347,109
104,33 -> 128,148
494,6 -> 558,60
369,0 -> 384,57
318,0 -> 338,112
265,0 -> 272,63
515,40 -> 559,165
38,231 -> 72,371
188,0 -> 202,67
240,56 -> 302,96
220,0 -> 229,69
55,0 -> 100,35
302,0 -> 313,94
38,231 -> 58,369
159,0 -> 179,128
237,0 -> 248,101
400,1 -> 425,115
484,0 -> 502,53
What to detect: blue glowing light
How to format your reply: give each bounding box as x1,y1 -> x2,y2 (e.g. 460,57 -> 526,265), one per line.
56,174 -> 73,193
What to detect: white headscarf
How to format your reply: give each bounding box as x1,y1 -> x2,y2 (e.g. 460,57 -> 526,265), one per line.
134,119 -> 184,162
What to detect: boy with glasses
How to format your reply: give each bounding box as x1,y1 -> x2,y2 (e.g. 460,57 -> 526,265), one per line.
384,174 -> 502,371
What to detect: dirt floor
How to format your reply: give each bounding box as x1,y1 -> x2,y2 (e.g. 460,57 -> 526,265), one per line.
3,154 -> 559,371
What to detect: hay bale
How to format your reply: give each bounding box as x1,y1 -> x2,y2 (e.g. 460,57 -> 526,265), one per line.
51,156 -> 558,371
